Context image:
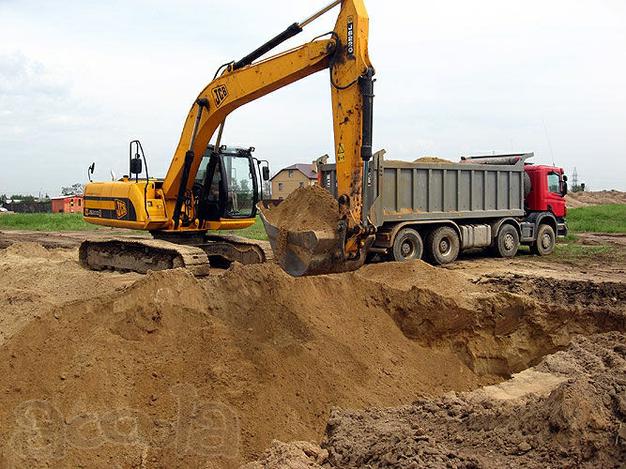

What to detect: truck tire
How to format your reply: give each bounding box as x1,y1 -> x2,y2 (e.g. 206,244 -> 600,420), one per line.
494,224 -> 520,258
531,224 -> 556,256
391,228 -> 423,262
426,226 -> 460,265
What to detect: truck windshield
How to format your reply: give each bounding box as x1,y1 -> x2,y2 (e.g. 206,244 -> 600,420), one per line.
222,154 -> 255,218
548,173 -> 560,194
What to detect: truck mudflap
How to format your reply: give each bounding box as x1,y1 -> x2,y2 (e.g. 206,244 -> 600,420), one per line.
258,211 -> 370,276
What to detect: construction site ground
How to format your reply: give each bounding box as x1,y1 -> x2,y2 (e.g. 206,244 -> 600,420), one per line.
0,228 -> 624,468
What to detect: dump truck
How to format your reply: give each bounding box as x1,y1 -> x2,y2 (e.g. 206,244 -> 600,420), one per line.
317,152 -> 568,265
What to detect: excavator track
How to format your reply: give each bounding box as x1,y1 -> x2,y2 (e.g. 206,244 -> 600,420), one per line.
79,239 -> 211,276
202,234 -> 273,266
79,235 -> 273,276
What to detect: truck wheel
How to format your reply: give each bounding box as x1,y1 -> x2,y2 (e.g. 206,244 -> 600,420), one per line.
391,228 -> 423,261
531,224 -> 556,256
494,224 -> 520,258
427,226 -> 460,265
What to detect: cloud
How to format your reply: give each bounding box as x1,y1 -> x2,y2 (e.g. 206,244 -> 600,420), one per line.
0,0 -> 625,194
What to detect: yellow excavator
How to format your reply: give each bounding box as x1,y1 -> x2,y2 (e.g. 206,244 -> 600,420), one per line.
81,0 -> 375,276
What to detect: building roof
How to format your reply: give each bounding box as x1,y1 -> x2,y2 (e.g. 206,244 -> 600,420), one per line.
270,163 -> 317,181
51,195 -> 83,200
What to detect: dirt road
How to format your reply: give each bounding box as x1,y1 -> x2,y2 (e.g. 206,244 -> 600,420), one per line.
0,230 -> 624,468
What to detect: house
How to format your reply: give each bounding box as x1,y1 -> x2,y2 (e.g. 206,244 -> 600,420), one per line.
51,195 -> 83,213
270,163 -> 318,200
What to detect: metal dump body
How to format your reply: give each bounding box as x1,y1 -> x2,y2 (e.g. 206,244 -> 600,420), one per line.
319,151 -> 526,227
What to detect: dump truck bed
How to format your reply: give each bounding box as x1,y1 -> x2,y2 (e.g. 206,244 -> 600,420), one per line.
319,151 -> 526,227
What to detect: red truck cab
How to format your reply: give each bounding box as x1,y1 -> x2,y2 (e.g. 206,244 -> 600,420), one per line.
524,165 -> 567,218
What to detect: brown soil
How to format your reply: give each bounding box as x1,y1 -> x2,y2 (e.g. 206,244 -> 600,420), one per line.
0,242 -> 139,347
0,240 -> 625,468
413,156 -> 453,164
261,185 -> 340,232
566,190 -> 626,208
253,332 -> 625,468
478,273 -> 626,309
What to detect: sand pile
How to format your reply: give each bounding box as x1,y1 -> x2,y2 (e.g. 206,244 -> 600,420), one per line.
0,243 -> 138,347
0,254 -> 495,468
1,243 -> 625,467
413,156 -> 453,164
3,241 -> 52,258
566,190 -> 626,208
253,332 -> 625,468
261,185 -> 339,232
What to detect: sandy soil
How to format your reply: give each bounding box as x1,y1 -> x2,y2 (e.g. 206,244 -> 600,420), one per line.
413,157 -> 453,164
566,190 -> 626,208
260,186 -> 340,232
251,333 -> 626,468
0,234 -> 624,468
447,238 -> 626,284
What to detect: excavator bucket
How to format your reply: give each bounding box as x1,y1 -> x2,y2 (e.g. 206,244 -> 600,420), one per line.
258,209 -> 367,277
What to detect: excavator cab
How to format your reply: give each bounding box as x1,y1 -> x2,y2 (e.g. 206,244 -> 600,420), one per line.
194,145 -> 269,230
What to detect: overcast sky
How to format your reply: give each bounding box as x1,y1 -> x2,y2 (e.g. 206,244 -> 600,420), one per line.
1,0 -> 625,196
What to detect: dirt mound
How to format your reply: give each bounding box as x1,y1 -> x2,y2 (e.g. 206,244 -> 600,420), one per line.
1,247 -> 625,467
261,185 -> 339,231
413,156 -> 453,164
0,260 -> 494,467
566,190 -> 626,208
242,441 -> 327,469
3,241 -> 52,258
251,333 -> 626,468
0,244 -> 138,347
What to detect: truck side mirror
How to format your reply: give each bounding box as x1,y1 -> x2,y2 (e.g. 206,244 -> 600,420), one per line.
130,156 -> 143,175
262,166 -> 270,181
561,175 -> 568,196
88,162 -> 96,182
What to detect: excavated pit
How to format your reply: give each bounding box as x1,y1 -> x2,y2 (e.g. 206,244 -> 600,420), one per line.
0,242 -> 624,468
250,332 -> 626,468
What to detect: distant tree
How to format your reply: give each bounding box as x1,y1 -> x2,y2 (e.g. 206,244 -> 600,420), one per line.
10,194 -> 36,203
262,181 -> 271,199
239,179 -> 250,192
61,183 -> 85,196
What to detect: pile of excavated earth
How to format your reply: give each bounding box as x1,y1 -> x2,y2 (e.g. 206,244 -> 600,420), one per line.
0,236 -> 625,467
566,190 -> 626,208
262,185 -> 340,232
248,332 -> 626,468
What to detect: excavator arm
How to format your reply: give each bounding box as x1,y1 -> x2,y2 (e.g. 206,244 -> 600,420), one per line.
162,0 -> 375,274
162,38 -> 334,225
165,0 -> 373,228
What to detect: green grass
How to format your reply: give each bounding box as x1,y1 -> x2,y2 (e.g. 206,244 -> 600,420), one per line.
2,204 -> 622,241
0,212 -> 271,239
554,243 -> 616,259
0,213 -> 98,231
223,216 -> 268,240
567,204 -> 626,233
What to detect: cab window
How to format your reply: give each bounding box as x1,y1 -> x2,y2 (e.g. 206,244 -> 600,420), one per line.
196,156 -> 210,184
547,173 -> 560,194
